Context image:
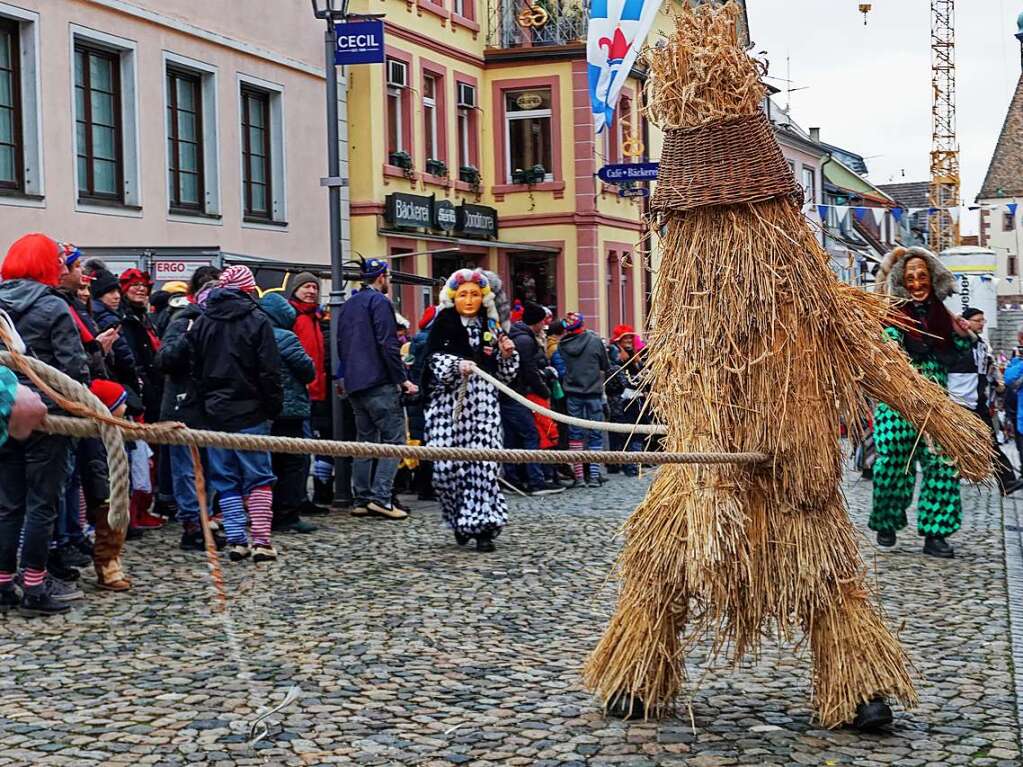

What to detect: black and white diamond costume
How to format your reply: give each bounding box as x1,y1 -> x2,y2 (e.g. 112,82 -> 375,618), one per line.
424,271 -> 519,540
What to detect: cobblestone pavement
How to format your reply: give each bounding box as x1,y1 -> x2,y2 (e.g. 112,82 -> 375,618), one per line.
0,465 -> 1021,766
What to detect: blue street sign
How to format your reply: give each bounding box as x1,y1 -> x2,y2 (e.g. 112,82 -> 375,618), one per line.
597,162 -> 659,183
618,187 -> 650,199
334,20 -> 385,65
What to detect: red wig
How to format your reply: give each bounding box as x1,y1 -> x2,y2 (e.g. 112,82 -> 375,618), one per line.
2,233 -> 62,287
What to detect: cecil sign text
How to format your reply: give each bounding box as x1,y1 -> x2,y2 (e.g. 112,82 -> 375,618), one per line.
334,20 -> 385,65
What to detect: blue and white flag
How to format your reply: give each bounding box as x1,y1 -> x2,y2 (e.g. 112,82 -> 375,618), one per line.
587,0 -> 660,134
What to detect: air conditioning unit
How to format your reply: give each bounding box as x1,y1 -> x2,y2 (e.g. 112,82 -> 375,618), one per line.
387,60 -> 408,88
457,83 -> 476,109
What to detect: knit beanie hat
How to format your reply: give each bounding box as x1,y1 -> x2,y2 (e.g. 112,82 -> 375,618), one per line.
60,243 -> 82,268
522,301 -> 546,326
564,312 -> 585,333
418,305 -> 438,331
90,269 -> 120,299
289,271 -> 320,298
218,264 -> 257,293
90,379 -> 127,413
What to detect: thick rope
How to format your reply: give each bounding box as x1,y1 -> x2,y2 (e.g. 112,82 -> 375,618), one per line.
471,366 -> 667,435
0,349 -> 132,531
40,415 -> 768,466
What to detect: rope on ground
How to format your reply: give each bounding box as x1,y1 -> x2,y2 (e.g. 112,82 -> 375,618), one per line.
470,366 -> 667,435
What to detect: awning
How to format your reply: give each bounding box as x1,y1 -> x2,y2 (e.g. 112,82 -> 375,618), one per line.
377,229 -> 560,254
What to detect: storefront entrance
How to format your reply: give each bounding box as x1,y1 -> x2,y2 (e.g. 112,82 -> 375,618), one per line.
509,252 -> 558,315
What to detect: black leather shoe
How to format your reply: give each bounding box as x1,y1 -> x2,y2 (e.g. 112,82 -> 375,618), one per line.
606,691 -> 646,720
876,530 -> 896,548
454,530 -> 470,546
476,531 -> 496,553
923,535 -> 954,558
851,698 -> 893,732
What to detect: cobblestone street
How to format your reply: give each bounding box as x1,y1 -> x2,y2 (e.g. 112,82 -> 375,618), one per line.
0,466 -> 1020,766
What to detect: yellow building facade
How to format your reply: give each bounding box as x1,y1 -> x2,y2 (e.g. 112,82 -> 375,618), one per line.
344,0 -> 690,334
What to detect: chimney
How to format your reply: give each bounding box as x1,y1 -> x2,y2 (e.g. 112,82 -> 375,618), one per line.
809,127 -> 820,143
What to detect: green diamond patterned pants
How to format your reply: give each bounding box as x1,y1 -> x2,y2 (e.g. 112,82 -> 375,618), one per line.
868,402 -> 961,537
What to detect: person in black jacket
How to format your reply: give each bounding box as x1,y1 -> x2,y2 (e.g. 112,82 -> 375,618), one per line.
90,270 -> 141,400
187,265 -> 283,563
155,266 -> 223,551
502,302 -> 564,495
0,233 -> 89,616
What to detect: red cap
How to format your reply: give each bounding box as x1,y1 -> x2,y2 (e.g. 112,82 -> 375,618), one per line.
119,268 -> 153,293
90,379 -> 127,412
418,305 -> 438,331
611,324 -> 636,343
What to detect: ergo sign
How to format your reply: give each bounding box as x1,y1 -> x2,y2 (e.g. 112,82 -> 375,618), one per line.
334,20 -> 385,65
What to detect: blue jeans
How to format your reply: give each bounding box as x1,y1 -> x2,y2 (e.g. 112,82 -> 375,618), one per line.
55,446 -> 84,547
501,400 -> 544,489
206,422 -> 276,497
170,444 -> 204,526
349,384 -> 405,506
567,396 -> 605,451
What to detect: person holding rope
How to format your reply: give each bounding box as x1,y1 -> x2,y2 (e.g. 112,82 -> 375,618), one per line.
423,269 -> 519,553
0,233 -> 90,616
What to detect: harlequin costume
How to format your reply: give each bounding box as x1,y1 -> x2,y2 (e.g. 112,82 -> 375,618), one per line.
869,247 -> 969,557
423,269 -> 519,552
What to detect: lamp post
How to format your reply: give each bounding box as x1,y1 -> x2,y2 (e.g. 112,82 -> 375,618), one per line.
311,0 -> 350,506
1016,11 -> 1023,71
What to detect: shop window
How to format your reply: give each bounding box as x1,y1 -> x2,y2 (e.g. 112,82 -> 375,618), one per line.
75,44 -> 123,202
0,18 -> 20,190
510,252 -> 557,314
423,74 -> 437,162
1010,256 -> 1018,277
504,88 -> 553,184
166,68 -> 204,211
389,248 -> 413,317
453,0 -> 474,18
1005,211 -> 1015,232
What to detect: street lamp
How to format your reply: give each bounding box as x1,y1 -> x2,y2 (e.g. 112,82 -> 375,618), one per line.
312,0 -> 350,507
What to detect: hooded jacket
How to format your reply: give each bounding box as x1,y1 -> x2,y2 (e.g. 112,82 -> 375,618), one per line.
120,299 -> 163,422
0,279 -> 89,410
558,329 -> 609,397
187,288 -> 283,431
507,320 -> 550,399
155,302 -> 205,426
260,293 -> 315,420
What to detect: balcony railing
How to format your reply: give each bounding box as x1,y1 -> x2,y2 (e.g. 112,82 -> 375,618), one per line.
486,0 -> 588,49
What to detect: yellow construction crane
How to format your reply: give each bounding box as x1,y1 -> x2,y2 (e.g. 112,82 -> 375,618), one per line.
859,2 -> 960,251
929,0 -> 960,251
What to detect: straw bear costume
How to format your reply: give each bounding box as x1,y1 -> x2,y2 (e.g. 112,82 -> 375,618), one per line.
424,270 -> 519,539
869,247 -> 968,539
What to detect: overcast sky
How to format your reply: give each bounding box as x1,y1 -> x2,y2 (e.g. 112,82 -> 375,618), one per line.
745,0 -> 1021,234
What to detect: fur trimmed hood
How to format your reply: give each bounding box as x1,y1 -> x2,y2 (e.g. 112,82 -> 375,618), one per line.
875,246 -> 956,301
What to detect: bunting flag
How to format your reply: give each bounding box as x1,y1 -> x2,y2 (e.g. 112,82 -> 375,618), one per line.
891,207 -> 904,222
1010,203 -> 1019,217
853,207 -> 868,222
817,205 -> 829,221
871,208 -> 886,227
948,207 -> 960,225
587,0 -> 660,133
